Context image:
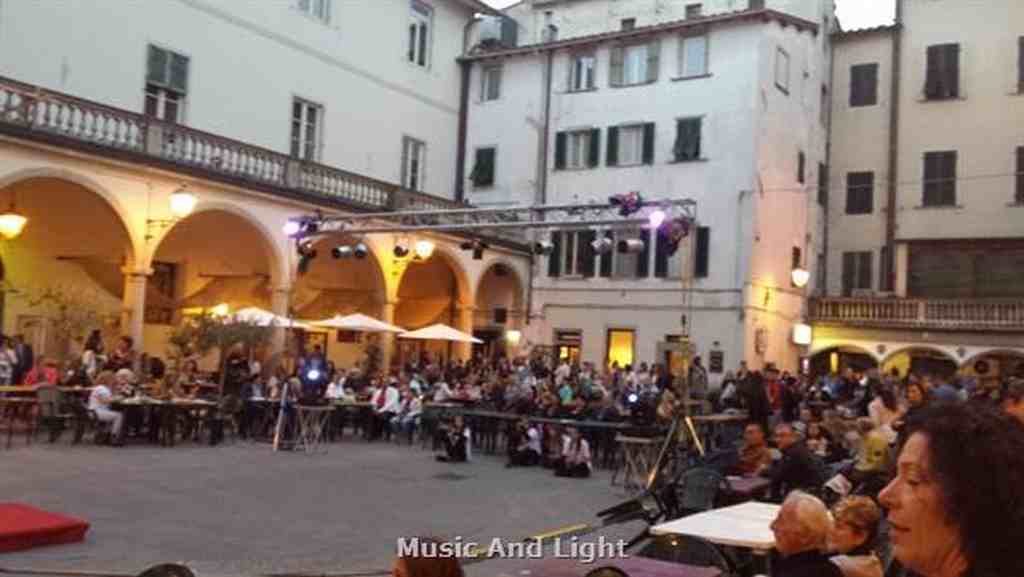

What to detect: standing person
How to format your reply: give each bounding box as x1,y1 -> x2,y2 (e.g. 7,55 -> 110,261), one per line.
688,356 -> 708,399
12,334 -> 34,385
0,336 -> 16,386
81,329 -> 105,380
555,427 -> 592,478
105,336 -> 135,373
739,372 -> 772,433
88,371 -> 124,446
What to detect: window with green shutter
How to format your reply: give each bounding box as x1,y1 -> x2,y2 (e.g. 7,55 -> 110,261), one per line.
469,147 -> 496,188
641,123 -> 655,164
925,44 -> 959,100
673,118 -> 701,161
144,45 -> 188,123
923,151 -> 957,206
845,171 -> 874,214
694,226 -> 710,278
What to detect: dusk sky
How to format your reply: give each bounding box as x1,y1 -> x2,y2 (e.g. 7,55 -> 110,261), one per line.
483,0 -> 897,31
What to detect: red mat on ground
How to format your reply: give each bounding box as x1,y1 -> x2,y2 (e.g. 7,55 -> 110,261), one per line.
0,503 -> 90,553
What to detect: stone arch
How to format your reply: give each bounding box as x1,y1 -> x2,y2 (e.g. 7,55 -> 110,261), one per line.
960,348 -> 1024,381
881,345 -> 960,380
0,166 -> 143,266
880,345 -> 959,367
147,201 -> 289,288
807,342 -> 880,363
474,258 -> 526,326
291,231 -> 389,319
394,243 -> 473,307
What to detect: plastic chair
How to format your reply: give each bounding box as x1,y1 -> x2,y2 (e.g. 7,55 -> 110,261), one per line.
674,466 -> 728,514
637,534 -> 735,576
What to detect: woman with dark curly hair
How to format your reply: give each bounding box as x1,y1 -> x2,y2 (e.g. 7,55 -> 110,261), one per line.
878,402 -> 1024,577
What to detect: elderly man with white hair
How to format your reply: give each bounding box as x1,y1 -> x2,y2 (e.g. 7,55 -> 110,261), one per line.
769,491 -> 843,577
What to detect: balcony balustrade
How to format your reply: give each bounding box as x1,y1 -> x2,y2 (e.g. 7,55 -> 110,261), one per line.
0,75 -> 461,213
809,297 -> 1024,332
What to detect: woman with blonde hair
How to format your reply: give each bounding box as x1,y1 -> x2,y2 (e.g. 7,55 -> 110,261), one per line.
827,496 -> 883,577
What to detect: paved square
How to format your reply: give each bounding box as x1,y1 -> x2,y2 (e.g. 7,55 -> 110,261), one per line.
1,440 -> 644,577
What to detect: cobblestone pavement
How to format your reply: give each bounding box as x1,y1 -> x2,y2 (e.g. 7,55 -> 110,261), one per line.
1,439 -> 645,577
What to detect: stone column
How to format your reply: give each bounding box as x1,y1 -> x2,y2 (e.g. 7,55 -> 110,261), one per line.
894,243 -> 909,297
456,305 -> 475,361
270,285 -> 291,357
121,268 -> 149,358
380,300 -> 397,372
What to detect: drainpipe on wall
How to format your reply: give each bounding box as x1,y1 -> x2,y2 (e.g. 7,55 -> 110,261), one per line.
526,49 -> 554,327
454,60 -> 471,204
885,1 -> 904,291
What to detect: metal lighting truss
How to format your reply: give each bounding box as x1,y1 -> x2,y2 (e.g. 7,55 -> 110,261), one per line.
289,198 -> 698,237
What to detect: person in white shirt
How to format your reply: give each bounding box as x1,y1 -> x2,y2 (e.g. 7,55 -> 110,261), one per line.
391,388 -> 422,442
370,378 -> 400,440
325,370 -> 348,400
88,371 -> 123,446
554,360 -> 571,386
432,379 -> 453,402
556,427 -> 592,478
507,418 -> 541,467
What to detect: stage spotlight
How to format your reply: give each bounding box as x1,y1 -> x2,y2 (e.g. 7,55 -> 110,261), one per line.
648,209 -> 666,229
608,191 -> 643,216
353,242 -> 369,259
472,241 -> 488,260
533,240 -> 554,255
332,246 -> 354,259
617,238 -> 645,254
660,217 -> 691,256
283,220 -> 301,237
394,242 -> 410,258
297,240 -> 317,275
590,236 -> 614,255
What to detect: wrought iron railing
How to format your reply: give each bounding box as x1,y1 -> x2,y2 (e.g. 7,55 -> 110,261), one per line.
809,297 -> 1024,331
0,75 -> 460,212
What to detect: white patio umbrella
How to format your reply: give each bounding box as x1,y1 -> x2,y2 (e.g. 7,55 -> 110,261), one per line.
398,323 -> 483,344
231,306 -> 309,329
310,313 -> 405,333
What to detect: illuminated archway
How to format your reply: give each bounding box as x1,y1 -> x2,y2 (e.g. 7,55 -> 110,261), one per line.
808,344 -> 879,377
394,246 -> 472,363
960,349 -> 1024,385
881,346 -> 959,380
0,175 -> 135,358
473,260 -> 526,360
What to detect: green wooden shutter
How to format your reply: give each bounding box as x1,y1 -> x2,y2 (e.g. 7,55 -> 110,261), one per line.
554,132 -> 567,170
646,40 -> 660,83
579,230 -> 596,277
1016,146 -> 1024,203
642,122 -> 656,165
694,226 -> 710,278
599,231 -> 613,277
146,46 -> 168,85
654,231 -> 668,278
548,232 -> 562,277
588,128 -> 601,168
610,47 -> 624,86
606,126 -> 619,166
842,252 -> 855,296
944,44 -> 959,98
636,229 -> 650,278
925,45 -> 942,98
941,151 -> 957,205
858,252 -> 873,290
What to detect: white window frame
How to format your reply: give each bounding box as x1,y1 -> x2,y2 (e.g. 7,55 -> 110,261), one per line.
775,46 -> 790,94
617,124 -> 645,166
296,0 -> 332,24
144,45 -> 189,124
569,53 -> 597,92
290,98 -> 323,162
408,1 -> 432,68
685,3 -> 703,19
566,130 -> 592,170
623,44 -> 649,86
402,136 -> 427,191
678,34 -> 708,78
481,64 -> 502,102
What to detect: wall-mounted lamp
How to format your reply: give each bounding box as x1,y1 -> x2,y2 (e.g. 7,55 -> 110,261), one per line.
414,239 -> 435,260
146,185 -> 197,241
791,246 -> 809,288
792,323 -> 812,346
505,329 -> 522,345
